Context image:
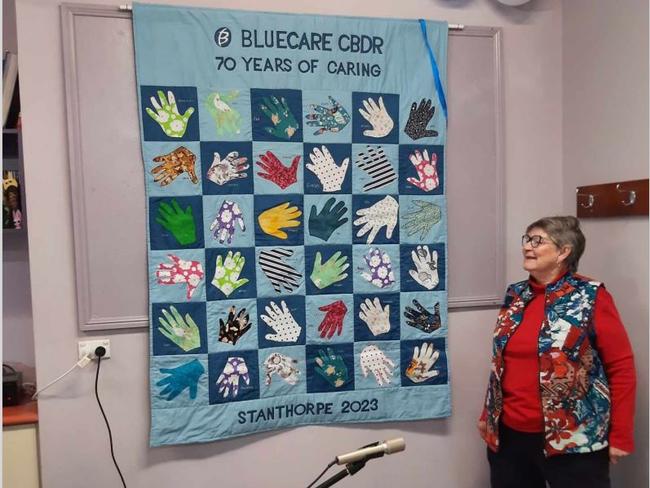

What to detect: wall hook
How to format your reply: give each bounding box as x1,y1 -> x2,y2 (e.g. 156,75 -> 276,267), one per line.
616,184 -> 636,206
576,191 -> 595,209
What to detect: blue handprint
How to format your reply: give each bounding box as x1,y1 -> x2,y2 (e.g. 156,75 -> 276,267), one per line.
156,359 -> 205,401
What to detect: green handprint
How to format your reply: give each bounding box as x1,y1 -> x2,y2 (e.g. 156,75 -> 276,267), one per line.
206,91 -> 241,136
403,200 -> 442,240
310,251 -> 349,289
315,348 -> 349,388
260,96 -> 299,140
156,199 -> 197,246
211,251 -> 249,297
157,306 -> 201,352
146,90 -> 195,138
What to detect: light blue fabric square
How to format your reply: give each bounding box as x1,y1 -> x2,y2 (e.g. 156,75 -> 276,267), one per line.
251,142 -> 304,194
304,194 -> 352,245
353,340 -> 401,390
351,144 -> 399,195
197,86 -> 251,141
258,345 -> 307,398
305,294 -> 354,345
202,195 -> 254,248
352,244 -> 400,294
151,355 -> 209,409
255,246 -> 306,298
399,291 -> 448,340
143,141 -> 203,197
302,90 -> 352,143
149,249 -> 207,303
206,298 -> 258,353
398,195 -> 446,245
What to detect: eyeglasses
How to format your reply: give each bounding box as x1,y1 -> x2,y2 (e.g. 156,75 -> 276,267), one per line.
521,234 -> 557,248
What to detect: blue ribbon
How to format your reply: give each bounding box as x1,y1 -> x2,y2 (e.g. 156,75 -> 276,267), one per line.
418,19 -> 448,121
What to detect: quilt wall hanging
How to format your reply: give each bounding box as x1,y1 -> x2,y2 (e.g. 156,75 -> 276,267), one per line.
133,3 -> 450,447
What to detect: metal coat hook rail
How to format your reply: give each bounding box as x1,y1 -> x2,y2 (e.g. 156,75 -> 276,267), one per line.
576,179 -> 648,218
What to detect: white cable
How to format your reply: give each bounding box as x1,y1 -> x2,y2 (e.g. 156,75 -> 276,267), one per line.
31,355 -> 92,400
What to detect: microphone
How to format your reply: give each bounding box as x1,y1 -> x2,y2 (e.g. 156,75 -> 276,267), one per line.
335,438 -> 406,465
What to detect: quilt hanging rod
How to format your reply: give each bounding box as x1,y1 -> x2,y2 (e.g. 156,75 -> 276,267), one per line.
116,5 -> 465,30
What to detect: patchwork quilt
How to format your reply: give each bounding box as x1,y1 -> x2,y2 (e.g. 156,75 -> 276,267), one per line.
133,3 -> 450,446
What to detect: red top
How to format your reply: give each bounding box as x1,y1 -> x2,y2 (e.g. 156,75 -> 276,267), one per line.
498,277 -> 636,452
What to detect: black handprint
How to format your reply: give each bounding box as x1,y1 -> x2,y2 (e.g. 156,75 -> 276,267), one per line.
403,300 -> 441,333
219,306 -> 252,345
404,99 -> 438,140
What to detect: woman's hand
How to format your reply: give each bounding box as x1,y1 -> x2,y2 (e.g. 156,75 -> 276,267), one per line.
477,420 -> 488,441
609,447 -> 630,464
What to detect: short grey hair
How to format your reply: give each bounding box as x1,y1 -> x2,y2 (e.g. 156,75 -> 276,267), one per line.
526,216 -> 586,273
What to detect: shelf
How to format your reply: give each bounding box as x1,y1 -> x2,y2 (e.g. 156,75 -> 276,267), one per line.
3,158 -> 20,170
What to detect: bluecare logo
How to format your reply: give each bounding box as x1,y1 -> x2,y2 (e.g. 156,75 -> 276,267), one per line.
214,27 -> 232,47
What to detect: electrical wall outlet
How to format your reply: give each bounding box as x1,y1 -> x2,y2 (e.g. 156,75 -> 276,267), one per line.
78,339 -> 111,360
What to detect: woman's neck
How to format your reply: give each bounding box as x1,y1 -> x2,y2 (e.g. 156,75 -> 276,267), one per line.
530,267 -> 568,286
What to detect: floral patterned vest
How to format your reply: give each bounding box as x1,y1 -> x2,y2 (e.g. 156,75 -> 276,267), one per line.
483,273 -> 611,456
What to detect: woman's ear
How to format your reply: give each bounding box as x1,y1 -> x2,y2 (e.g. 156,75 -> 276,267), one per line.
557,245 -> 572,265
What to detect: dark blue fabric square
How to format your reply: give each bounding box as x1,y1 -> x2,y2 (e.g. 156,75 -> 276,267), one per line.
208,350 -> 259,404
352,92 -> 399,144
200,141 -> 253,195
353,293 -> 401,342
256,295 -> 306,349
398,144 -> 445,195
254,195 -> 304,246
305,245 -> 353,295
205,247 -> 257,300
400,338 -> 448,386
303,143 -> 352,194
149,196 -> 205,250
141,86 -> 199,142
351,194 -> 400,245
399,243 -> 446,292
306,343 -> 355,393
152,302 -> 208,355
251,89 -> 303,142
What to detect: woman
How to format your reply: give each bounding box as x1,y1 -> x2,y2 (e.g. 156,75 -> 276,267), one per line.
478,216 -> 636,488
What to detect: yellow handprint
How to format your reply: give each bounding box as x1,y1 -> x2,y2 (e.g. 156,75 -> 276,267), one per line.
258,202 -> 302,239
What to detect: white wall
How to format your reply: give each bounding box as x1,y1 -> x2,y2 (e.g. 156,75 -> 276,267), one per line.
2,0 -> 18,54
16,0 -> 566,487
562,1 -> 649,486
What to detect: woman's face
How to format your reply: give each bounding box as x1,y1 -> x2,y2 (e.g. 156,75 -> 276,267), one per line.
522,227 -> 566,275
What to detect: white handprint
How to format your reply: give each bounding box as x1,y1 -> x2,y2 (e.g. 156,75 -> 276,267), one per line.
353,195 -> 398,244
263,353 -> 301,386
405,342 -> 440,383
260,300 -> 302,343
306,145 -> 349,192
358,97 -> 394,138
409,245 -> 439,290
358,297 -> 391,336
360,345 -> 395,386
207,151 -> 249,185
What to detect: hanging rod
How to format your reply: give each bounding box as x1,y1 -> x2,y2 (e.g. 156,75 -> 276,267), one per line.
117,5 -> 465,30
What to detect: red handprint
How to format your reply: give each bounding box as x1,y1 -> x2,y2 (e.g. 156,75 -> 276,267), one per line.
406,149 -> 439,192
318,300 -> 348,339
256,151 -> 300,190
155,254 -> 205,300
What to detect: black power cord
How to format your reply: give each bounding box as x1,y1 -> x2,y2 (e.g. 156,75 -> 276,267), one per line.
94,346 -> 127,488
306,460 -> 336,488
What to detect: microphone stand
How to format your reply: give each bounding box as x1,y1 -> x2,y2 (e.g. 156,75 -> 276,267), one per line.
307,442 -> 386,488
313,459 -> 367,488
